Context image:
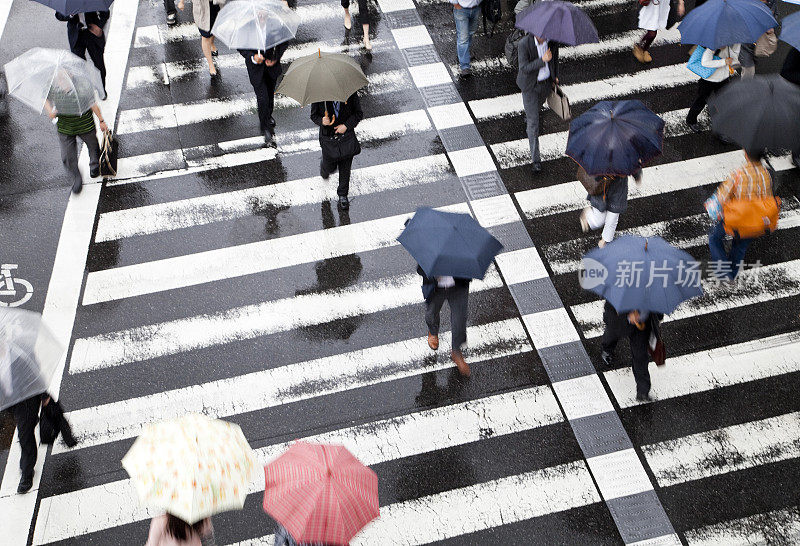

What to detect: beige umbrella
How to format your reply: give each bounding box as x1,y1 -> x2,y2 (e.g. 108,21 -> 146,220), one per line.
276,50 -> 368,107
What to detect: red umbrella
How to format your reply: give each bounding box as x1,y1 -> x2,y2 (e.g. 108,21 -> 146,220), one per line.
263,442 -> 379,545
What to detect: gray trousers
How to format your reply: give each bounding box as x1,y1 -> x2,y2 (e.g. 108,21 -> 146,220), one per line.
425,284 -> 469,352
58,131 -> 100,188
521,82 -> 549,166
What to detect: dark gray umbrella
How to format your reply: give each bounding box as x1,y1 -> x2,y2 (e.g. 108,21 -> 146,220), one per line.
32,0 -> 113,16
708,74 -> 800,153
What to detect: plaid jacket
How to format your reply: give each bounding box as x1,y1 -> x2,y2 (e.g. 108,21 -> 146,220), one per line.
715,161 -> 773,204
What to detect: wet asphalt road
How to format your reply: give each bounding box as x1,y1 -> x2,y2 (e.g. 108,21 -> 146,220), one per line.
2,0 -> 800,544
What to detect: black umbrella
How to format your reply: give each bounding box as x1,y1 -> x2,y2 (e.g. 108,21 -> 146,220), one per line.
708,74 -> 800,153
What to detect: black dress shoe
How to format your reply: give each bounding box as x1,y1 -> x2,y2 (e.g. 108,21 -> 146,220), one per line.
269,116 -> 276,128
90,167 -> 100,178
71,178 -> 83,194
211,49 -> 219,57
18,474 -> 33,494
531,163 -> 542,173
320,159 -> 329,180
600,350 -> 614,369
636,393 -> 653,402
687,122 -> 702,133
338,195 -> 350,209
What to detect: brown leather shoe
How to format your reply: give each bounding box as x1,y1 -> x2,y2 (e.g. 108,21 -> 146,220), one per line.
451,351 -> 471,377
427,333 -> 439,350
633,45 -> 647,63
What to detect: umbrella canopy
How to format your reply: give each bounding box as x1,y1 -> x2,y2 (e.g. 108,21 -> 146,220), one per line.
275,50 -> 367,106
263,442 -> 379,545
779,11 -> 800,51
3,48 -> 103,115
122,414 -> 258,525
678,0 -> 777,49
31,0 -> 113,15
212,0 -> 300,52
0,309 -> 63,411
708,74 -> 800,153
515,0 -> 598,45
566,100 -> 665,177
397,207 -> 503,280
580,236 -> 703,314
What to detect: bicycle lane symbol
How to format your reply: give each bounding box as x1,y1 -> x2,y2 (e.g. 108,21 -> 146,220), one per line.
0,264 -> 33,307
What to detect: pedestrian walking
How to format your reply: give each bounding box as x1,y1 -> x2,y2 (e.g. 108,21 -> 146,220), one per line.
516,34 -> 559,173
274,524 -> 329,546
164,0 -> 179,26
738,0 -> 778,78
704,148 -> 774,280
311,93 -> 363,210
600,303 -> 661,402
44,84 -> 106,194
342,0 -> 372,50
239,44 -> 289,147
579,169 -> 642,247
145,514 -> 214,546
781,47 -> 800,168
634,0 -> 684,63
178,0 -> 226,77
419,266 -> 472,377
685,43 -> 739,132
450,0 -> 482,76
54,10 -> 109,98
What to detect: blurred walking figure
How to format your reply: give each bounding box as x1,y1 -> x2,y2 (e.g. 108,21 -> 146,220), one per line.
311,94 -> 363,210
704,149 -> 774,280
240,45 -> 288,147
516,34 -> 559,173
178,0 -> 226,77
146,514 -> 214,546
55,10 -> 109,98
450,0 -> 482,76
342,0 -> 372,50
738,0 -> 778,78
634,0 -> 684,63
685,44 -> 739,133
274,524 -> 330,546
601,304 -> 661,402
418,267 -> 472,376
782,48 -> 800,168
580,170 -> 642,248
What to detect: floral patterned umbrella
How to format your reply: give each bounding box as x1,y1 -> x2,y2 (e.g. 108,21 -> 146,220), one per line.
122,414 -> 258,524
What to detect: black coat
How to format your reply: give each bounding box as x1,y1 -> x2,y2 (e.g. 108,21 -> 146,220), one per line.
781,48 -> 800,87
238,43 -> 289,82
55,11 -> 109,51
310,93 -> 364,139
416,265 -> 471,302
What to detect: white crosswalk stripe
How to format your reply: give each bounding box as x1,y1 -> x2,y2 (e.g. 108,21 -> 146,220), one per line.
18,0 -> 800,543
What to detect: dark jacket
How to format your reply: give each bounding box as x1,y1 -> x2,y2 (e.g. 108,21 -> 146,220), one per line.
516,34 -> 559,93
55,11 -> 109,51
781,48 -> 800,87
588,175 -> 630,214
416,265 -> 470,302
238,43 -> 289,82
310,93 -> 363,139
603,301 -> 663,334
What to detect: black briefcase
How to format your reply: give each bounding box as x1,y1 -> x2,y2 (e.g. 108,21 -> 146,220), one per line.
320,130 -> 361,161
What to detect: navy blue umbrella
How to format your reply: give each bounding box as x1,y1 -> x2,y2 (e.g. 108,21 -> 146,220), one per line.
678,0 -> 777,49
779,11 -> 800,51
397,208 -> 503,280
515,0 -> 598,46
566,100 -> 664,177
32,0 -> 113,16
580,236 -> 703,315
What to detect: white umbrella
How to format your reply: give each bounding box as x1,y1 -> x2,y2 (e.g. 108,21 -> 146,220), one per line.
212,0 -> 300,52
3,48 -> 103,116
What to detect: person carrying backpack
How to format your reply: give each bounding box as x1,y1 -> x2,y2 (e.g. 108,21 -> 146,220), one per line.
704,149 -> 776,280
450,0 -> 483,77
504,0 -> 533,68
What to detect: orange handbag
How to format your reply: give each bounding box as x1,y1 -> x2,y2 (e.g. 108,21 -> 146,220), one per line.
722,196 -> 781,238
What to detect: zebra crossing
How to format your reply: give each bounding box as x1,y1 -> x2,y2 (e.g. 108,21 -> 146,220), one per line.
8,0 -> 800,543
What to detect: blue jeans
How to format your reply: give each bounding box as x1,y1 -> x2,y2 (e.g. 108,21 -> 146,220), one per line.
708,221 -> 753,279
453,6 -> 480,70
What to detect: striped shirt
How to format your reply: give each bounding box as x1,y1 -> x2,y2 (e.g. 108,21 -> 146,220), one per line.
715,160 -> 772,205
56,111 -> 95,136
48,79 -> 96,136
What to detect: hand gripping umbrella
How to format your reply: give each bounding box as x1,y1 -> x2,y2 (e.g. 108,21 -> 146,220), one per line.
31,0 -> 113,16
276,50 -> 368,107
580,236 -> 703,315
212,0 -> 300,52
678,0 -> 777,49
515,0 -> 598,45
3,48 -> 103,116
398,207 -> 503,280
566,100 -> 665,177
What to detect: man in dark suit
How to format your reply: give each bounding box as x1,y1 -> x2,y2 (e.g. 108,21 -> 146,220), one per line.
516,34 -> 559,174
417,265 -> 472,377
55,11 -> 110,98
311,93 -> 364,210
238,44 -> 289,148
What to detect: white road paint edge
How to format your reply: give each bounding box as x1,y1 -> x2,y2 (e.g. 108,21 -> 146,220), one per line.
684,506 -> 800,546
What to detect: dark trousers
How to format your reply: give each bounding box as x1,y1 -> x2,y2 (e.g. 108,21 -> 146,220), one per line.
72,31 -> 106,91
601,304 -> 651,397
708,221 -> 753,279
425,284 -> 469,352
637,30 -> 657,51
687,78 -> 729,125
322,155 -> 354,196
58,130 -> 101,189
250,69 -> 277,134
164,0 -> 176,14
12,396 -> 40,479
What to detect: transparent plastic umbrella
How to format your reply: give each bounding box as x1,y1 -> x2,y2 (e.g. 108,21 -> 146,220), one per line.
3,48 -> 103,116
212,0 -> 300,52
0,309 -> 63,411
